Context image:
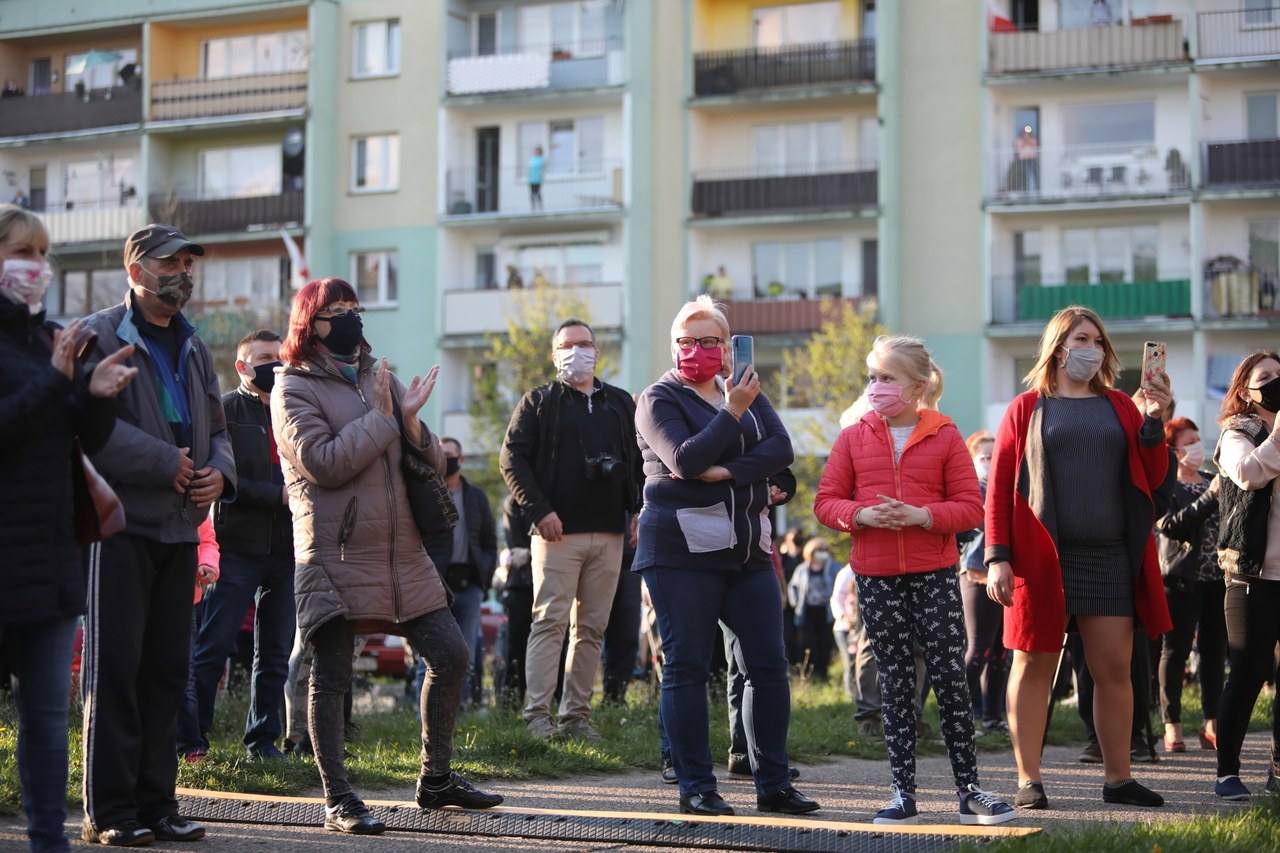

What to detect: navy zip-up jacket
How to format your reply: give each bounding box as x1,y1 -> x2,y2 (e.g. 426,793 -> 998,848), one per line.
633,369 -> 792,573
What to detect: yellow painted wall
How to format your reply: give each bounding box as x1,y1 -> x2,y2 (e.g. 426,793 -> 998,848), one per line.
694,0 -> 862,52
149,13 -> 308,83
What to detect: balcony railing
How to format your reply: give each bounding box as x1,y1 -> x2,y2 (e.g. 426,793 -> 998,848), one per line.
149,189 -> 303,235
692,40 -> 875,96
988,19 -> 1185,74
1202,138 -> 1280,188
443,160 -> 624,218
441,282 -> 623,336
1205,266 -> 1279,317
988,142 -> 1184,201
691,163 -> 877,217
1198,7 -> 1280,61
0,87 -> 142,137
150,71 -> 307,121
446,38 -> 625,95
41,202 -> 141,246
991,276 -> 1191,324
721,296 -> 862,335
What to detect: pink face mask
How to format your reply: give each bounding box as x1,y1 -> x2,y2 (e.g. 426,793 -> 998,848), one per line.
867,380 -> 910,418
676,345 -> 723,384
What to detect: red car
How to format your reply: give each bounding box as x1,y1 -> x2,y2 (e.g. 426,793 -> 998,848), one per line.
355,633 -> 409,677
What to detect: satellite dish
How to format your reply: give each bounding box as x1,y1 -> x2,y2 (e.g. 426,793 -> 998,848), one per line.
283,129 -> 304,158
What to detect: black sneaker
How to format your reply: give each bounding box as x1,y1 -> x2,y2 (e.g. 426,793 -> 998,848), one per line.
1078,739 -> 1103,764
1014,780 -> 1048,809
415,771 -> 504,809
727,752 -> 752,776
323,795 -> 385,834
1102,779 -> 1164,807
81,819 -> 156,846
149,815 -> 206,841
660,758 -> 679,784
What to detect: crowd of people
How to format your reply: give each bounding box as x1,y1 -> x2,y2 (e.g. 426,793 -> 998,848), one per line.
1,203 -> 1277,850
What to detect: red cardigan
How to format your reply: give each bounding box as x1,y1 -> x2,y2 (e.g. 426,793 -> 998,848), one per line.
984,390 -> 1172,652
814,409 -> 982,576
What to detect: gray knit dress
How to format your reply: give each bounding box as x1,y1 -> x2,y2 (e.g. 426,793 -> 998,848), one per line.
1042,396 -> 1135,616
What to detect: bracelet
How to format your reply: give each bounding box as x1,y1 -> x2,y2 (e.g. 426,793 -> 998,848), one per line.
921,507 -> 933,529
853,507 -> 866,529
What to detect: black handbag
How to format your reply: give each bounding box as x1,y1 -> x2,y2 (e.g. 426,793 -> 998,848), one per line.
390,394 -> 457,538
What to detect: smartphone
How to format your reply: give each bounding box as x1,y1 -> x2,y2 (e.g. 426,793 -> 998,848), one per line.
731,334 -> 754,386
1141,341 -> 1166,391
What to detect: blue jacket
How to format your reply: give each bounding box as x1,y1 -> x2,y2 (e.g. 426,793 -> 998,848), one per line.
633,370 -> 792,573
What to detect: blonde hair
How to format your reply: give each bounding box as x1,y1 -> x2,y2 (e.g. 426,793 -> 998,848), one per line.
1022,305 -> 1121,396
670,293 -> 730,342
802,537 -> 831,562
0,204 -> 50,256
867,335 -> 944,410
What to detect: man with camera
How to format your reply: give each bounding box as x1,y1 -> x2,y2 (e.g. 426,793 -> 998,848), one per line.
499,319 -> 641,740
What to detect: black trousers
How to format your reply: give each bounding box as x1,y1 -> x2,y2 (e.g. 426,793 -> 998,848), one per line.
601,565 -> 642,702
499,586 -> 534,707
1159,579 -> 1227,724
1216,576 -> 1280,778
82,534 -> 197,829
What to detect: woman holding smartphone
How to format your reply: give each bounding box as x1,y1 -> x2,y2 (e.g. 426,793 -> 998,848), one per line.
985,306 -> 1172,810
814,335 -> 1015,827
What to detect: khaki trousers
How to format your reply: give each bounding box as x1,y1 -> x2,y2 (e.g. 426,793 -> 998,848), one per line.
524,532 -> 624,723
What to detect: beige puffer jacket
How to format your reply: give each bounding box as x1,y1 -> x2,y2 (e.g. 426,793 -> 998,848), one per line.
272,352 -> 449,644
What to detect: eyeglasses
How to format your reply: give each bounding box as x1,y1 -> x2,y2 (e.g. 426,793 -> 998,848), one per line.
316,306 -> 365,319
674,336 -> 723,351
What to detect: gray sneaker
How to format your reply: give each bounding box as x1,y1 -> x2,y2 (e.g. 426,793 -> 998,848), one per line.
1078,739 -> 1103,764
526,716 -> 559,740
558,717 -> 602,742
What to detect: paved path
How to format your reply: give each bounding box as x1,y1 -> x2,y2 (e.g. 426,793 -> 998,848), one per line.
1,732 -> 1270,851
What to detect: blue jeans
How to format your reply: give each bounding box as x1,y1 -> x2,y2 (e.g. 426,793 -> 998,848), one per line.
187,551 -> 295,750
2,615 -> 77,852
642,566 -> 791,798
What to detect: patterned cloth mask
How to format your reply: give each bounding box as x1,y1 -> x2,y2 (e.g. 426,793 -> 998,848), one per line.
0,258 -> 53,313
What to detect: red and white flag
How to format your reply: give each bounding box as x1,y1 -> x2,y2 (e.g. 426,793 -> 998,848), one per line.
280,230 -> 309,289
987,0 -> 1017,32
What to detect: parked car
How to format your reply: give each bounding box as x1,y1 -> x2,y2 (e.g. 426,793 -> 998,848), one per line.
355,633 -> 409,678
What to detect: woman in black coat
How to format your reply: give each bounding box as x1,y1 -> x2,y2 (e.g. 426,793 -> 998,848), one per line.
0,204 -> 137,852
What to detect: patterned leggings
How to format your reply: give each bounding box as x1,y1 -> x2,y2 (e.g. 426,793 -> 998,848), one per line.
856,568 -> 978,794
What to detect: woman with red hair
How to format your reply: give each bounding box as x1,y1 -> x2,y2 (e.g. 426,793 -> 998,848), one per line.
273,278 -> 502,835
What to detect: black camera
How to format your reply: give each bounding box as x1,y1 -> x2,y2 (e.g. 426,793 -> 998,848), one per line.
584,452 -> 626,482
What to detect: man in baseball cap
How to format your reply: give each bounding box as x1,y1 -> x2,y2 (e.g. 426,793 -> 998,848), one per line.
77,223 -> 235,845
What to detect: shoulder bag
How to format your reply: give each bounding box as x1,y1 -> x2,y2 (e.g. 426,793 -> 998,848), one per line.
73,438 -> 126,544
390,394 -> 458,537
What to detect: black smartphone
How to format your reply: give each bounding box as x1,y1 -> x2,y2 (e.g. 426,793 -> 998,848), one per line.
731,335 -> 753,386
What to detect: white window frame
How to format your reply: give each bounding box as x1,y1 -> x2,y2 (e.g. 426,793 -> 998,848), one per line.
350,250 -> 399,307
352,19 -> 402,78
518,2 -> 605,59
201,31 -> 307,79
752,120 -> 843,175
751,238 -> 845,298
199,144 -> 282,199
517,117 -> 605,180
1244,91 -> 1279,141
1060,225 -> 1160,284
351,134 -> 400,193
471,10 -> 500,57
752,2 -> 842,48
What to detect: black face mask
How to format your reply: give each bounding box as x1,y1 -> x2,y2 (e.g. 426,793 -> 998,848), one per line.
444,457 -> 461,477
249,361 -> 281,394
318,311 -> 363,356
1249,375 -> 1280,414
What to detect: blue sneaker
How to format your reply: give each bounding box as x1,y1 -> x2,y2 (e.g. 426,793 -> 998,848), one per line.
1215,776 -> 1251,801
1266,772 -> 1277,793
873,785 -> 918,825
959,784 -> 1018,825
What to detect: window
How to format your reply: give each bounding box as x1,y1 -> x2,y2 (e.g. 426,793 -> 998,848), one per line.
1061,225 -> 1160,283
475,248 -> 497,289
54,268 -> 126,317
1246,93 -> 1279,141
861,239 -> 878,298
1014,230 -> 1042,287
1063,101 -> 1156,150
753,2 -> 841,47
858,116 -> 879,168
353,20 -> 401,77
203,31 -> 307,79
753,121 -> 842,174
752,239 -> 845,298
474,13 -> 498,56
200,145 -> 281,199
63,157 -> 138,208
352,135 -> 400,192
517,117 -> 604,176
515,242 -> 603,285
1250,220 -> 1279,294
1245,0 -> 1275,26
197,257 -> 285,307
351,251 -> 399,305
65,48 -> 137,92
518,2 -> 606,58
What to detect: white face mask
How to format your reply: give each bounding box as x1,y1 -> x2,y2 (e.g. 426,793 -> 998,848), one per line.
1178,441 -> 1205,470
812,551 -> 830,564
554,345 -> 596,385
0,258 -> 53,313
1059,345 -> 1104,383
974,458 -> 991,480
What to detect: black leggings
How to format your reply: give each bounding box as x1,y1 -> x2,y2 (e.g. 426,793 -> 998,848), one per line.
959,572 -> 1006,723
1215,577 -> 1280,778
856,568 -> 978,794
309,609 -> 468,802
1159,579 -> 1226,725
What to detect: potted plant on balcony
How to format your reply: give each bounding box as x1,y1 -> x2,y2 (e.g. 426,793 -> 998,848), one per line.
1165,148 -> 1189,190
73,79 -> 88,102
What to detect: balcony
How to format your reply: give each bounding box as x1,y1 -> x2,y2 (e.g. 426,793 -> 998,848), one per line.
443,160 -> 624,219
722,296 -> 862,336
1202,138 -> 1280,189
691,164 -> 877,218
0,87 -> 142,138
1198,7 -> 1280,62
149,189 -> 303,236
692,40 -> 875,97
987,19 -> 1185,76
991,277 -> 1191,324
149,71 -> 307,122
1204,263 -> 1279,318
446,38 -> 625,96
988,143 -> 1185,203
441,282 -> 623,336
40,202 -> 140,247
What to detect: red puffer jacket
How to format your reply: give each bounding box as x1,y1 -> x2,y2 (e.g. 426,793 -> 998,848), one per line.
814,409 -> 982,575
